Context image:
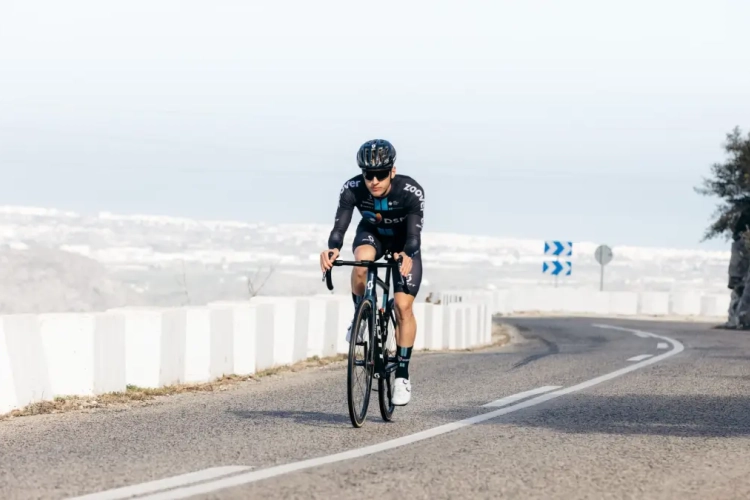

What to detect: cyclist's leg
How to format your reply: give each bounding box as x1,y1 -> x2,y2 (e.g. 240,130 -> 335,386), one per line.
350,224 -> 384,304
393,253 -> 422,347
391,252 -> 422,405
347,225 -> 384,342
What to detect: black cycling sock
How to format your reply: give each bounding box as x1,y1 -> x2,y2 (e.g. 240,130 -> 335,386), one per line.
395,345 -> 412,379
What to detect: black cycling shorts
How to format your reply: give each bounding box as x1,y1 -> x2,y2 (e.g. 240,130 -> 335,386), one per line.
351,222 -> 422,297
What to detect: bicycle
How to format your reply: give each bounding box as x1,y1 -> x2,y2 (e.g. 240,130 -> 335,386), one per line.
322,249 -> 410,428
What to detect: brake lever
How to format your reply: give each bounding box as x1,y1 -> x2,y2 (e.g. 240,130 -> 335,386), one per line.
395,254 -> 410,293
323,251 -> 335,291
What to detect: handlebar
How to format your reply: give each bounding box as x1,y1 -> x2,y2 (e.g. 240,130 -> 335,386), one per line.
322,250 -> 409,293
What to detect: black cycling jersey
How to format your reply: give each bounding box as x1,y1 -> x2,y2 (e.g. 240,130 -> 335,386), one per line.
327,173 -> 425,258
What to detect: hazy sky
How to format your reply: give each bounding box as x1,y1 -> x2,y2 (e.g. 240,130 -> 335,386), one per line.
1,0 -> 749,250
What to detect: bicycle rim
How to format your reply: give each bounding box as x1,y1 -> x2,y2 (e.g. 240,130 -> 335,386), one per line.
378,302 -> 398,421
347,298 -> 374,428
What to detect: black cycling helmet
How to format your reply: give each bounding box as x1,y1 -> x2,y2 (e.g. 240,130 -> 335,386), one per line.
356,139 -> 396,170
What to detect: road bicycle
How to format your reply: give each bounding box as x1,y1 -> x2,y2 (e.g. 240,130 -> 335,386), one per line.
323,249 -> 410,428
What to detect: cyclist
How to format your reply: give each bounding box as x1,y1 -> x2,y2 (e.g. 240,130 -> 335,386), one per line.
319,138 -> 425,406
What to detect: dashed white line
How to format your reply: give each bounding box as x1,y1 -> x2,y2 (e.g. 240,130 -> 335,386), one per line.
591,323 -> 657,338
74,323 -> 683,500
68,466 -> 253,500
483,385 -> 562,407
627,354 -> 654,362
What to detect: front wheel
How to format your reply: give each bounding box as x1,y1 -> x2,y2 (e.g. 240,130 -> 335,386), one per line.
347,298 -> 374,428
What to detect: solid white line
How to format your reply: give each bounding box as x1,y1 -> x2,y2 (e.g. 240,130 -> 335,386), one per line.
627,354 -> 654,362
483,385 -> 562,407
66,466 -> 253,500
657,342 -> 668,349
117,323 -> 684,500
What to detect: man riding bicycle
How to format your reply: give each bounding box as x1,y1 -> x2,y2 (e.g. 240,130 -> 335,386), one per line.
319,138 -> 425,406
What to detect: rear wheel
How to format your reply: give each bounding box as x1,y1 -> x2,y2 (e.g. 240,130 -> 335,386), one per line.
347,298 -> 374,428
378,299 -> 398,421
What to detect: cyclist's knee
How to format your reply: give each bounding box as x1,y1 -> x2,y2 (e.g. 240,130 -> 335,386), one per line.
353,245 -> 376,279
394,293 -> 415,321
354,244 -> 376,260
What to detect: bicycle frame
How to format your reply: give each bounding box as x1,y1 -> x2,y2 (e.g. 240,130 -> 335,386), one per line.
323,250 -> 411,426
323,250 -> 410,374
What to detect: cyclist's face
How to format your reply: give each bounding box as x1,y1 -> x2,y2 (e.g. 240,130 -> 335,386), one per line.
362,167 -> 395,196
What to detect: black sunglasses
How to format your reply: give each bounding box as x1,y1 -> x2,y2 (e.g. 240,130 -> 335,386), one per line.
362,169 -> 391,181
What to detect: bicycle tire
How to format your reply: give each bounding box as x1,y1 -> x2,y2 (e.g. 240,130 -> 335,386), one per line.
378,300 -> 398,421
347,298 -> 374,428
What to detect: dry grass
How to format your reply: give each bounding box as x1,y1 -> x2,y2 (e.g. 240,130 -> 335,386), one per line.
462,320 -> 512,351
489,322 -> 512,347
0,353 -> 348,421
414,320 -> 513,354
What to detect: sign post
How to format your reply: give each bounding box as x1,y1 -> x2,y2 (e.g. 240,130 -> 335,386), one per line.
543,240 -> 573,287
594,244 -> 613,291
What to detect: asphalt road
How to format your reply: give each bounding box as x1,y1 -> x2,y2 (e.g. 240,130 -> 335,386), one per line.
2,316 -> 750,499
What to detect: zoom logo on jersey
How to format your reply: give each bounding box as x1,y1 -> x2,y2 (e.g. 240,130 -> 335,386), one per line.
404,183 -> 425,211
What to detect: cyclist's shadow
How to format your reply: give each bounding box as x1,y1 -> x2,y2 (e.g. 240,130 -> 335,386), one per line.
229,409 -> 367,428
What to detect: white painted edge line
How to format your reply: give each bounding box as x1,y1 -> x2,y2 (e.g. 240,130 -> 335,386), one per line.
483,385 -> 562,407
66,466 -> 253,500
627,354 -> 654,362
110,323 -> 684,500
657,342 -> 668,349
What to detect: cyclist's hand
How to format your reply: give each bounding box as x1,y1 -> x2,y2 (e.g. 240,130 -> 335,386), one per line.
320,248 -> 339,273
393,252 -> 412,277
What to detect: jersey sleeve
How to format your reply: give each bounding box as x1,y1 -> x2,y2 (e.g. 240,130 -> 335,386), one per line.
402,180 -> 425,258
327,181 -> 357,251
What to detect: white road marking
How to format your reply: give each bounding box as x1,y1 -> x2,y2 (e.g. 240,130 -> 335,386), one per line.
66,466 -> 253,500
657,342 -> 668,349
97,323 -> 684,500
592,323 -> 656,338
483,385 -> 562,407
631,330 -> 651,338
627,354 -> 654,362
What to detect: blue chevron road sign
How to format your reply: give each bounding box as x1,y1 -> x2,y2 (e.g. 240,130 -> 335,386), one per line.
544,240 -> 573,257
543,260 -> 572,276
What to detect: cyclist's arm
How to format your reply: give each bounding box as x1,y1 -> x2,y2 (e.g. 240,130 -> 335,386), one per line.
402,184 -> 425,258
327,185 -> 356,251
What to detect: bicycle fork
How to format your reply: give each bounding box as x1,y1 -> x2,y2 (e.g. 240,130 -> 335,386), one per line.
365,269 -> 386,380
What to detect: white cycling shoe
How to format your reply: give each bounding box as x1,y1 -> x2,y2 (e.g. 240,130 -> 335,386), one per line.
391,378 -> 411,406
345,322 -> 364,343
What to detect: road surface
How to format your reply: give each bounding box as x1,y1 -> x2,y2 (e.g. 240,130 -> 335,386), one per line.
2,316 -> 750,499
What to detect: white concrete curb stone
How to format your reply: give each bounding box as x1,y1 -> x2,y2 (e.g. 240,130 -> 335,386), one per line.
0,285 -> 731,415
